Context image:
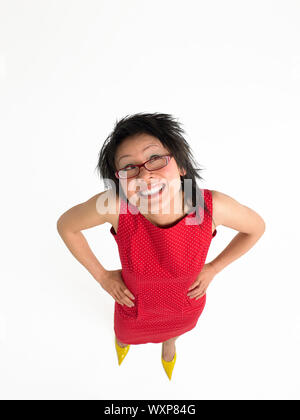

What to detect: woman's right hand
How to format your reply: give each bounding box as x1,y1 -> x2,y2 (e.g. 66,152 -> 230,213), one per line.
99,269 -> 135,307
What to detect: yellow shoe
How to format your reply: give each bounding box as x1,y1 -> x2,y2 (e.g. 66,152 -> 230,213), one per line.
115,336 -> 130,366
161,348 -> 177,380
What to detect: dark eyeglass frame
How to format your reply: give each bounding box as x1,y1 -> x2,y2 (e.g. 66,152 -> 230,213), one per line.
115,154 -> 173,179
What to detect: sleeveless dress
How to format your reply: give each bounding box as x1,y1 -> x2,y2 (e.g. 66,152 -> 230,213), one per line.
110,188 -> 217,344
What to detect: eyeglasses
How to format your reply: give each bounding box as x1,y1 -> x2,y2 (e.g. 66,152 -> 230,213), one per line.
115,154 -> 173,179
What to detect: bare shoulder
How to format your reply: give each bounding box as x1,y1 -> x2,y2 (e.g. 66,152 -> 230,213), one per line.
95,188 -> 120,228
211,190 -> 265,233
57,189 -> 120,233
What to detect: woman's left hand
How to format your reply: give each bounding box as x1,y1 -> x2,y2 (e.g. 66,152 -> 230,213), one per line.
187,263 -> 217,300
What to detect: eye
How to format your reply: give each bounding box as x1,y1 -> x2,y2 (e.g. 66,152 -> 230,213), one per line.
123,155 -> 161,168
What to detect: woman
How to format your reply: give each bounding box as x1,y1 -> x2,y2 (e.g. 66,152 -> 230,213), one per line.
57,112 -> 265,380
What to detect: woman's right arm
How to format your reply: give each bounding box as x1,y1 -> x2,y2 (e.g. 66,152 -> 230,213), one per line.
56,191 -> 135,307
56,190 -> 113,286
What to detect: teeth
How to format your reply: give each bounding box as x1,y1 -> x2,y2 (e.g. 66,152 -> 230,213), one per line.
140,184 -> 164,196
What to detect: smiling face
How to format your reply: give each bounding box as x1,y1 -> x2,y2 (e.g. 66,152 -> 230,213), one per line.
114,133 -> 187,216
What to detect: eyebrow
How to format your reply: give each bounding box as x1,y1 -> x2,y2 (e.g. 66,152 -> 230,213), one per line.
117,144 -> 161,165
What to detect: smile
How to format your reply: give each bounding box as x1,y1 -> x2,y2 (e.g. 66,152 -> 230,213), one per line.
139,184 -> 166,197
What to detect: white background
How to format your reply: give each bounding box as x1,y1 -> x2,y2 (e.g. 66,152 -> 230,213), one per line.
0,0 -> 299,400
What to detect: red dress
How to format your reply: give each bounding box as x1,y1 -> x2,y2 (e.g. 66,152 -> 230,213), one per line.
110,188 -> 217,344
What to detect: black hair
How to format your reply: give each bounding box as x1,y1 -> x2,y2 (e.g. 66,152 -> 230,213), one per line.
94,112 -> 213,226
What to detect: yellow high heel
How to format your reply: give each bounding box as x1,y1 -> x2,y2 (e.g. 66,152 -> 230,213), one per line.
115,336 -> 130,366
161,347 -> 177,380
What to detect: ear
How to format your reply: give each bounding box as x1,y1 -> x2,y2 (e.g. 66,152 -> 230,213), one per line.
180,168 -> 187,177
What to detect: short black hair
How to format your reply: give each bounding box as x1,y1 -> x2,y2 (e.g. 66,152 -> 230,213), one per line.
95,112 -> 212,224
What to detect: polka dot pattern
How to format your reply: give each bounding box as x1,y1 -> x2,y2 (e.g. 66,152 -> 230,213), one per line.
110,188 -> 217,344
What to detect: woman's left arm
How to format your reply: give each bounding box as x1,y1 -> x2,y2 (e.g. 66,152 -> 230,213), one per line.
208,190 -> 266,275
187,190 -> 266,299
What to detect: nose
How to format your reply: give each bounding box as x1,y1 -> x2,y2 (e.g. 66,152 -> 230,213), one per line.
138,165 -> 152,179
137,168 -> 157,190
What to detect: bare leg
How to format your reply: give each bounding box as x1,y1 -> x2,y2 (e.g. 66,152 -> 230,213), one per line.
116,335 -> 128,348
162,335 -> 180,362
